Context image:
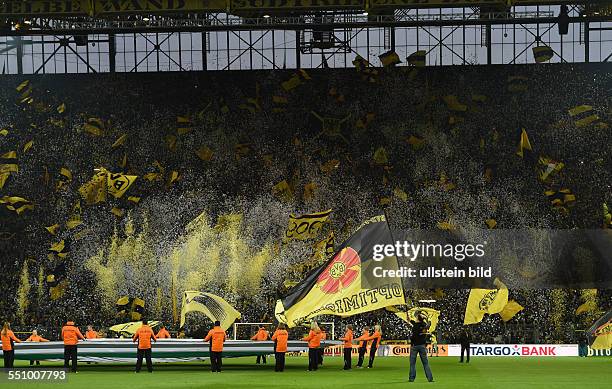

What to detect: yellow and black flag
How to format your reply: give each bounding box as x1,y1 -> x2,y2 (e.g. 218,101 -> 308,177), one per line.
107,172 -> 137,199
379,50 -> 401,67
464,278 -> 509,324
568,105 -> 608,128
533,45 -> 554,63
507,75 -> 529,93
285,210 -> 332,241
587,309 -> 612,350
0,151 -> 18,190
116,296 -> 146,321
275,215 -> 406,327
391,307 -> 440,332
407,50 -> 426,67
180,291 -> 241,331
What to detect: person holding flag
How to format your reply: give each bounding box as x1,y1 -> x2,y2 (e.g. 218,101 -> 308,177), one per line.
355,326 -> 370,368
250,325 -> 270,364
156,325 -> 171,339
61,320 -> 85,373
1,322 -> 21,368
26,329 -> 49,365
364,325 -> 382,368
340,324 -> 354,370
271,323 -> 288,372
408,313 -> 434,382
303,322 -> 322,371
132,320 -> 157,373
204,321 -> 226,372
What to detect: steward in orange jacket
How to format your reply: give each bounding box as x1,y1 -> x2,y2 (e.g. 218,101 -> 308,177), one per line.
86,325 -> 100,339
204,321 -> 226,372
340,325 -> 354,370
271,324 -> 288,372
355,327 -> 370,368
251,326 -> 269,364
156,326 -> 171,339
26,329 -> 49,366
303,324 -> 322,371
132,320 -> 157,373
364,325 -> 382,368
1,322 -> 21,368
61,321 -> 85,372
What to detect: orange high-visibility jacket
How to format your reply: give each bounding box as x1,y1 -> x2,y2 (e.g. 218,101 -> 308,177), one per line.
303,330 -> 321,348
1,330 -> 21,351
250,328 -> 269,341
133,325 -> 157,349
365,331 -> 382,348
156,328 -> 171,339
204,326 -> 226,352
340,329 -> 354,348
61,322 -> 85,346
356,330 -> 370,348
271,329 -> 288,352
85,330 -> 99,339
26,334 -> 49,342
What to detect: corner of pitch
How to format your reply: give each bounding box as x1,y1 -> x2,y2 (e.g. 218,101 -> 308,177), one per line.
372,266 -> 416,278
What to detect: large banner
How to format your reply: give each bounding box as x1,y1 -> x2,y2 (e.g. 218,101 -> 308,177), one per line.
94,0 -> 226,14
0,1 -> 88,16
448,344 -> 578,357
230,0 -> 363,11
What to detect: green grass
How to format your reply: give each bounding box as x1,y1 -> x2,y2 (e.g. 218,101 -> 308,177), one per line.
8,356 -> 611,389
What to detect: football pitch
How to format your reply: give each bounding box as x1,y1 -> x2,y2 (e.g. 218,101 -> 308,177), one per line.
7,356 -> 610,389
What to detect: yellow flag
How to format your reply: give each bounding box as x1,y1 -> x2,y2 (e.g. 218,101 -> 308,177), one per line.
285,210 -> 332,241
45,224 -> 60,235
180,291 -> 241,331
79,169 -> 107,205
394,307 -> 440,332
373,147 -> 389,165
272,180 -> 294,202
516,128 -> 533,157
196,146 -> 214,161
499,300 -> 524,322
23,140 -> 33,153
112,134 -> 128,148
464,279 -> 509,324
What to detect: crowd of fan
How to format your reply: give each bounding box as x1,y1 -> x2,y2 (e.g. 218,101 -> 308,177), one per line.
0,62 -> 610,344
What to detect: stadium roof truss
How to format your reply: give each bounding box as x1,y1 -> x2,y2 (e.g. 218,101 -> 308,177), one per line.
0,1 -> 610,73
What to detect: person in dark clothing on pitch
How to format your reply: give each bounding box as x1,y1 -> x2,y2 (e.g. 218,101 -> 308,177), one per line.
408,313 -> 434,383
459,327 -> 472,363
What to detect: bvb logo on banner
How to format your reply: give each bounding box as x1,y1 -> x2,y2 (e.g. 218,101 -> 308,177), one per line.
316,247 -> 360,294
479,290 -> 499,311
107,173 -> 136,199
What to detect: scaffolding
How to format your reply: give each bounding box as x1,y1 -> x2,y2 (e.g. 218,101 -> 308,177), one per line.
0,3 -> 610,74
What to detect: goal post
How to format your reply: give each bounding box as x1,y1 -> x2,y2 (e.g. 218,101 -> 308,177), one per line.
233,322 -> 273,340
232,322 -> 335,341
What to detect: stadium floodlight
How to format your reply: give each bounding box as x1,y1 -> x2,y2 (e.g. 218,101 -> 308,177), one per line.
418,299 -> 436,303
263,14 -> 271,18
